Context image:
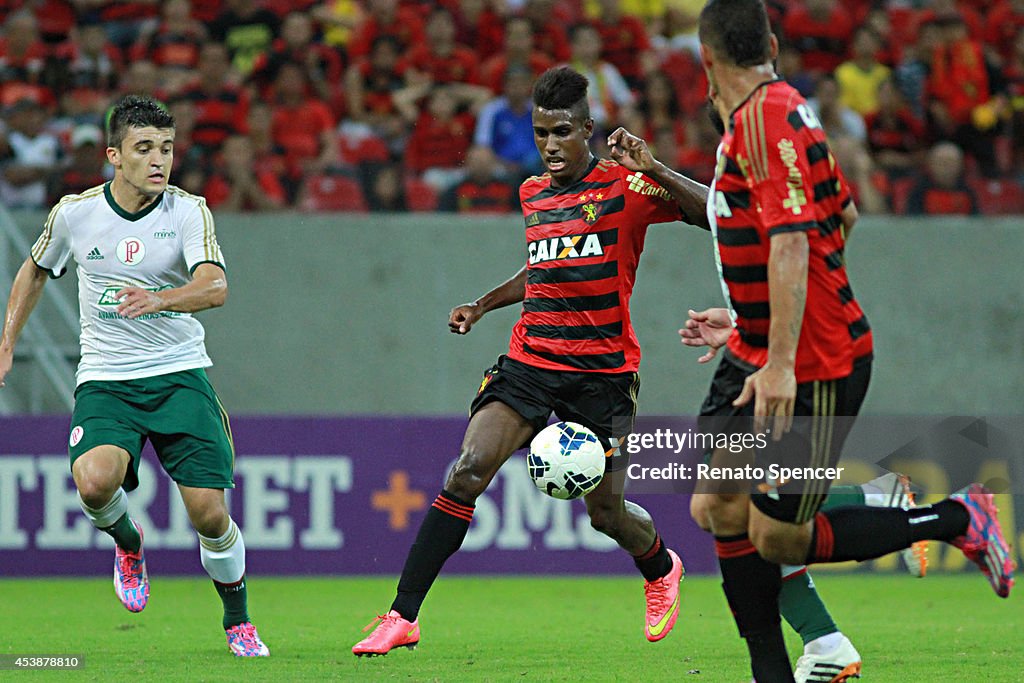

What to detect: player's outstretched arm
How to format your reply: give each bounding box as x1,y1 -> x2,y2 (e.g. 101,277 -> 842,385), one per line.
115,263 -> 227,320
449,265 -> 527,334
0,258 -> 50,387
678,307 -> 733,364
607,127 -> 711,231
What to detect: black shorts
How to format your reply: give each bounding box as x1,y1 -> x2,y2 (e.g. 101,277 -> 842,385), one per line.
699,351 -> 872,523
469,355 -> 640,472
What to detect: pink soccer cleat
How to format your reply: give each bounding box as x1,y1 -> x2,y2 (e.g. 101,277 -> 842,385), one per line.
225,622 -> 270,657
113,520 -> 149,613
644,549 -> 684,642
352,610 -> 420,656
949,484 -> 1015,598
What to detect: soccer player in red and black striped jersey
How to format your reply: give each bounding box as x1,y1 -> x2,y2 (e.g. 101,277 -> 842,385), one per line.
353,66 -> 711,656
690,2 -> 1014,681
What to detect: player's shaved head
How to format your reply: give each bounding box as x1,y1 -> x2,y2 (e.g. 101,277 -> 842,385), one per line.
532,66 -> 590,122
699,0 -> 773,67
108,95 -> 174,149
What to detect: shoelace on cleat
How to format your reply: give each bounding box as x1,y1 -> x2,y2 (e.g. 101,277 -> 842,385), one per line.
117,554 -> 141,590
644,576 -> 673,611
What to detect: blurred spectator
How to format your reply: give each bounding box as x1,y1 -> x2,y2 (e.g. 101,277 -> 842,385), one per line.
524,0 -> 571,62
568,23 -> 635,134
53,19 -> 121,120
906,142 -> 980,214
928,16 -> 1000,176
399,84 -> 483,191
588,0 -> 654,88
246,101 -> 289,182
49,122 -> 105,202
400,7 -> 479,85
778,45 -> 815,98
70,1 -> 159,49
208,0 -> 280,76
451,0 -> 505,62
865,78 -> 926,180
256,11 -> 344,107
1005,27 -> 1024,170
313,0 -> 364,54
630,71 -> 685,145
34,0 -> 78,46
363,162 -> 406,211
782,0 -> 853,74
0,10 -> 51,106
177,42 -> 249,156
894,19 -> 944,119
479,16 -> 554,94
918,0 -> 984,43
675,110 -> 720,186
986,0 -> 1024,65
117,59 -> 162,100
129,0 -> 207,94
204,134 -> 286,211
269,61 -> 337,197
648,0 -> 705,58
835,27 -> 891,117
808,75 -> 867,144
167,98 -> 205,178
343,35 -> 406,146
474,66 -> 541,178
0,97 -> 60,208
347,0 -> 425,61
440,145 -> 517,213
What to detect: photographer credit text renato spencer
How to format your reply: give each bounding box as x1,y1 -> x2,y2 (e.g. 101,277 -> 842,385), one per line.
623,429 -> 844,483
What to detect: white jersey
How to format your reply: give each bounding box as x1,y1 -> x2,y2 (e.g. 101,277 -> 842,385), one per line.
31,183 -> 225,385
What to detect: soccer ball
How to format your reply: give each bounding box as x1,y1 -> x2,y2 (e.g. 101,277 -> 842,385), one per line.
527,421 -> 606,500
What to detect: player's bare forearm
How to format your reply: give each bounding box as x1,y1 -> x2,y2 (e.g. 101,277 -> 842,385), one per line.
766,232 -> 808,369
841,201 -> 858,240
647,160 -> 711,230
1,258 -> 49,356
117,263 -> 227,318
475,265 -> 527,314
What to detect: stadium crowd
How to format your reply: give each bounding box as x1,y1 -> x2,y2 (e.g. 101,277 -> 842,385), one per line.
1,0 -> 1023,215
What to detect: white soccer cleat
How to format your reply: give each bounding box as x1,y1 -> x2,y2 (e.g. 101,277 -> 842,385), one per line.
864,472 -> 928,577
794,634 -> 862,683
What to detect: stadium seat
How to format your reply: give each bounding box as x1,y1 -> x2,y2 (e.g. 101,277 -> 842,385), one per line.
299,175 -> 368,212
404,177 -> 439,212
968,178 -> 1024,215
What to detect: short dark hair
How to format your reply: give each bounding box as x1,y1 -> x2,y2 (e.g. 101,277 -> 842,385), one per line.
532,66 -> 590,120
108,95 -> 174,149
699,0 -> 772,68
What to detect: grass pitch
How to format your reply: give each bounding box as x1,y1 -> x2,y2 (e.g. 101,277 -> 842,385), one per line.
0,574 -> 1018,681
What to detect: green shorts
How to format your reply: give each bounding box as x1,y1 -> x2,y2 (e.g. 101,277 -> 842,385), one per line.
69,368 -> 235,491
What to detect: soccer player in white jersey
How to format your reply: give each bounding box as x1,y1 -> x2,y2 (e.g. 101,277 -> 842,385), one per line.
0,95 -> 269,657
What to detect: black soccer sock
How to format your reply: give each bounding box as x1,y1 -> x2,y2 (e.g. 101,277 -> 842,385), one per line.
214,576 -> 250,630
715,534 -> 795,683
806,501 -> 970,564
633,532 -> 673,581
391,490 -> 474,622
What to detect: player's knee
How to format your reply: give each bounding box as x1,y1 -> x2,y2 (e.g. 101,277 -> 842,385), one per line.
75,472 -> 120,509
749,523 -> 805,565
445,451 -> 495,502
689,494 -> 713,532
703,492 -> 747,533
190,504 -> 230,538
587,503 -> 623,536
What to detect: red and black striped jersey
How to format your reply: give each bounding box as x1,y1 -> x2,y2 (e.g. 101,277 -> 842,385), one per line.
507,157 -> 683,373
708,79 -> 872,382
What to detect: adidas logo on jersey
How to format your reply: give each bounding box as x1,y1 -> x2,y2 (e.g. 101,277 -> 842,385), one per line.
528,233 -> 604,265
86,247 -> 104,260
